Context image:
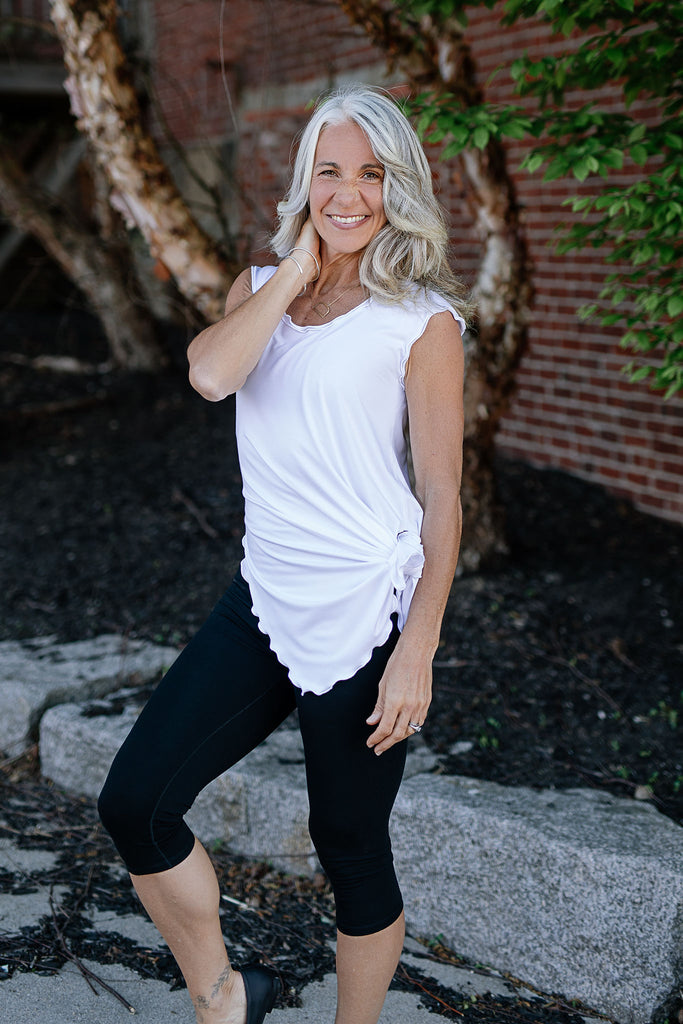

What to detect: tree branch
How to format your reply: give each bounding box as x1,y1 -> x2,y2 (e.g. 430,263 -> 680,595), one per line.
0,151 -> 165,370
49,0 -> 239,323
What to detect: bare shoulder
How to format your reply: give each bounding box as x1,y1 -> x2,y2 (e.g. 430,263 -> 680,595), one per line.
405,310 -> 464,386
223,267 -> 254,316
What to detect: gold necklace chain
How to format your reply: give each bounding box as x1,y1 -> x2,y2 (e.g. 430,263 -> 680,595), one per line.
311,283 -> 359,318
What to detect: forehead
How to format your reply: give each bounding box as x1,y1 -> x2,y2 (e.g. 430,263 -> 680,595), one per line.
314,120 -> 381,165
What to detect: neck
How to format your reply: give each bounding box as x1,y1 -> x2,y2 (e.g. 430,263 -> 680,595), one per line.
311,252 -> 361,299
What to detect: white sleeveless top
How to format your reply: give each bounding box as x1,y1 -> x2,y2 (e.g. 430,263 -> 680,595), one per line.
236,264 -> 465,695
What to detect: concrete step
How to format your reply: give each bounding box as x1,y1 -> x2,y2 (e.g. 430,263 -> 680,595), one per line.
1,826 -> 578,1024
0,635 -> 176,757
6,634 -> 682,1023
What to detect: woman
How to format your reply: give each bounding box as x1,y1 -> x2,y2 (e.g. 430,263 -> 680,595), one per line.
99,85 -> 467,1024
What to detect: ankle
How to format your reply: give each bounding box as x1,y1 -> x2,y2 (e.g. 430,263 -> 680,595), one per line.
192,967 -> 246,1024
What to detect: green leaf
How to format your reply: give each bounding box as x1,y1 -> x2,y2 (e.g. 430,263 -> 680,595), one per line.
472,125 -> 490,149
573,157 -> 591,182
449,123 -> 471,145
601,149 -> 624,171
667,295 -> 683,318
567,196 -> 594,212
523,151 -> 545,174
504,119 -> 529,139
417,110 -> 434,136
441,139 -> 465,161
630,144 -> 649,165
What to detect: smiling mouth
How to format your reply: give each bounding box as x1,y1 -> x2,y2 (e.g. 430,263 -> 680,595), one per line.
328,214 -> 369,225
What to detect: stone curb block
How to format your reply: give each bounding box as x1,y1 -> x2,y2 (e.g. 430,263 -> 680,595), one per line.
38,690 -> 683,1024
392,774 -> 683,1024
39,702 -> 435,877
0,636 -> 177,757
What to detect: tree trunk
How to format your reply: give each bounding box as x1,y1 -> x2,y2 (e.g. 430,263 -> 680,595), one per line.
339,0 -> 533,570
49,0 -> 238,324
0,152 -> 165,371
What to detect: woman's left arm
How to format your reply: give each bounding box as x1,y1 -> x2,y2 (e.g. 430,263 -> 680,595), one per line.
366,310 -> 465,755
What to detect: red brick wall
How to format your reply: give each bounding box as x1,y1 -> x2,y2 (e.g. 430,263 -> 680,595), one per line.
150,0 -> 682,524
459,5 -> 682,523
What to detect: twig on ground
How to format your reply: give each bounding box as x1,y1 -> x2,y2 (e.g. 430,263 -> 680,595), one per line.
509,638 -> 624,716
1,353 -> 113,374
397,963 -> 464,1015
5,394 -> 110,420
49,892 -> 137,1014
172,487 -> 219,540
607,637 -> 638,671
0,744 -> 38,772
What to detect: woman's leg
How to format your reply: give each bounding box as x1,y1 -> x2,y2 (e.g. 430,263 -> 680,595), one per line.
296,624 -> 408,1024
335,916 -> 405,1024
98,574 -> 294,1023
131,838 -> 247,1024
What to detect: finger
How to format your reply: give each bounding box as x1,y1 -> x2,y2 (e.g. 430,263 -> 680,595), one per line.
368,707 -> 413,753
366,703 -> 383,726
372,712 -> 419,755
366,706 -> 399,749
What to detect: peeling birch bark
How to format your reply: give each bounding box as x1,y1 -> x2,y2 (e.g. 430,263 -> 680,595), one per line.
0,152 -> 166,371
49,0 -> 236,324
340,0 -> 534,569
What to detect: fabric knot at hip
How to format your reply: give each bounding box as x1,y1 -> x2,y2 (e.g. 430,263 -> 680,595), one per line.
389,529 -> 424,593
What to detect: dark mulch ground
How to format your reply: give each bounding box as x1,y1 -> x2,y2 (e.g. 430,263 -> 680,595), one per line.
0,752 -> 336,1010
1,308 -> 682,1022
0,753 -> 605,1023
1,308 -> 682,824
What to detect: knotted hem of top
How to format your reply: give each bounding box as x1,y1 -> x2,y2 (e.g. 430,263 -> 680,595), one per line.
240,528 -> 424,696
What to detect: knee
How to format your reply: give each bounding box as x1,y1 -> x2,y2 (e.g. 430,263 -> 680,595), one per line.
308,814 -> 401,936
97,770 -> 127,842
308,805 -> 386,874
307,808 -> 351,865
98,757 -> 154,845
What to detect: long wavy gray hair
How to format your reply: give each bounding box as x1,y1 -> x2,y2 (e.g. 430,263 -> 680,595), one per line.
271,85 -> 471,318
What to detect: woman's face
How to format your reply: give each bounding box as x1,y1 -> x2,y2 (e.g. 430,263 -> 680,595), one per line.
308,120 -> 387,260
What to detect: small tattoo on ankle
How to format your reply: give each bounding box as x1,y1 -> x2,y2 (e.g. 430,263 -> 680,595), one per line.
193,994 -> 210,1023
211,964 -> 233,1000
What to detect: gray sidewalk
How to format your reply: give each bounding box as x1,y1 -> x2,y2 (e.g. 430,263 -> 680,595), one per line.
3,634 -> 683,1023
0,830 -> 602,1024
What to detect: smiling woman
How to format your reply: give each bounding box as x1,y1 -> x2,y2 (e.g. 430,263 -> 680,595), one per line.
272,87 -> 470,308
98,85 -> 470,1024
308,122 -> 387,260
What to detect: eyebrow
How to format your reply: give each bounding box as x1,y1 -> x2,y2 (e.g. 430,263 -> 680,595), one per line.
314,160 -> 384,171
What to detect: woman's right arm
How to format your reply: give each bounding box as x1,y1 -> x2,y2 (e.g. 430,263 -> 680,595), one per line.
187,236 -> 317,401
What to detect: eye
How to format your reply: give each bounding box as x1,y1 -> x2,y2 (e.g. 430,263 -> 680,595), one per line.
362,170 -> 382,181
318,168 -> 338,177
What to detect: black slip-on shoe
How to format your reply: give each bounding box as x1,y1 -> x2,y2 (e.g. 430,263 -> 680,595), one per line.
241,964 -> 281,1024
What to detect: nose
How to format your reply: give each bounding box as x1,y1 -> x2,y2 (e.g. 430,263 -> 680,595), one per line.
335,177 -> 360,202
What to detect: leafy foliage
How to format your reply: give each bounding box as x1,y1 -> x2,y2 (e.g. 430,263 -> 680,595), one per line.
400,0 -> 683,397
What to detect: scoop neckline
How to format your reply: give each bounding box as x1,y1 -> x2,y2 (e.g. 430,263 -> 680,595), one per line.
283,296 -> 372,331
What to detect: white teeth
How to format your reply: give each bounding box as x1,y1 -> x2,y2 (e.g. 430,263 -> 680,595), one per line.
330,215 -> 366,223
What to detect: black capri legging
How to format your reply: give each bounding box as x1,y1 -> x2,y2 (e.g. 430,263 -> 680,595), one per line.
98,570 -> 407,937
